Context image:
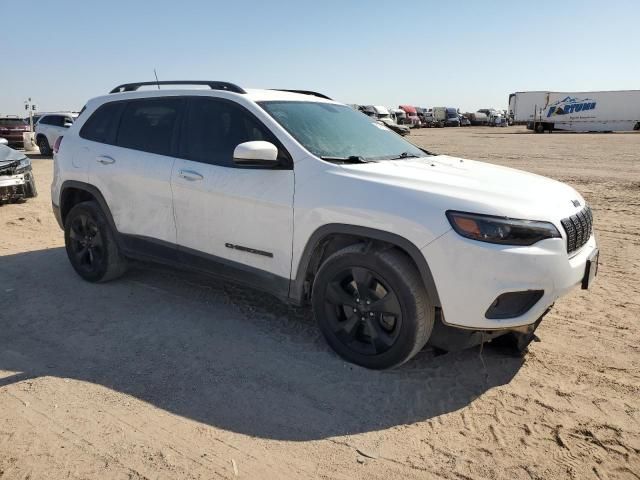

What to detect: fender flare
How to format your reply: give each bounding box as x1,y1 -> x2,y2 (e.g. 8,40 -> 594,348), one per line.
59,180 -> 119,235
290,224 -> 441,307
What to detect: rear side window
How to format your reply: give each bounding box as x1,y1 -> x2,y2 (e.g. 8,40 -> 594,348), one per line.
80,102 -> 125,144
181,97 -> 285,167
116,98 -> 183,156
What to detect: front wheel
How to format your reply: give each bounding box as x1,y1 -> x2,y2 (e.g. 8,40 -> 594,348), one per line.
64,201 -> 127,282
312,245 -> 434,369
37,136 -> 51,155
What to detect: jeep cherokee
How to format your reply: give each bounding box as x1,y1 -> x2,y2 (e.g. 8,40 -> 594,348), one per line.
51,81 -> 599,369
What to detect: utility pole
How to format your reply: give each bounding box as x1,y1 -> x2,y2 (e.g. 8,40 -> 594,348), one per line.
24,98 -> 37,133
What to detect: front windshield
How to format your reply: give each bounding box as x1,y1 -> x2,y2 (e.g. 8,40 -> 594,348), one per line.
259,101 -> 426,161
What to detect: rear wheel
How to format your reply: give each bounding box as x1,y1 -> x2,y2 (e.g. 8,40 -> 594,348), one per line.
37,136 -> 51,155
64,201 -> 127,282
312,244 -> 434,369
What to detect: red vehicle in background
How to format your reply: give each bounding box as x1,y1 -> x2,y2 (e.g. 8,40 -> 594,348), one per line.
0,116 -> 30,147
399,105 -> 421,128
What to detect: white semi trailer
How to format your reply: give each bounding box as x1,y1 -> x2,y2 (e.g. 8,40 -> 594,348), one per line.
508,90 -> 640,133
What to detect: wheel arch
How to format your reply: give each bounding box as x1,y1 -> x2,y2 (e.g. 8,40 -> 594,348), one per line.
60,181 -> 117,233
290,224 -> 441,307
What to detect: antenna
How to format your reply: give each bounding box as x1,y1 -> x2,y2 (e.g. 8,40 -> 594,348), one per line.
154,69 -> 160,90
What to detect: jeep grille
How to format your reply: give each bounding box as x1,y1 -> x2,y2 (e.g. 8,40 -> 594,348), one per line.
561,205 -> 593,254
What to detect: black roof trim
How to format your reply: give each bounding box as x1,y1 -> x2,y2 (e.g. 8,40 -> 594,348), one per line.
109,81 -> 246,94
272,89 -> 332,100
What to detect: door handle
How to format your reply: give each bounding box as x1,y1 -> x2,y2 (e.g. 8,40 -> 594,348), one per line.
96,155 -> 115,165
178,169 -> 204,181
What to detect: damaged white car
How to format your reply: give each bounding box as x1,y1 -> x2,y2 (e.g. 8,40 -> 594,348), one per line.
0,144 -> 37,203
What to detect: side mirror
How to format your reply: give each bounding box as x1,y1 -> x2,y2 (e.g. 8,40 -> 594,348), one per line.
0,138 -> 8,145
233,141 -> 279,166
63,122 -> 73,128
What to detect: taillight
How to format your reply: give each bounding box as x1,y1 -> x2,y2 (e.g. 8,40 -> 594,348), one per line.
54,136 -> 63,154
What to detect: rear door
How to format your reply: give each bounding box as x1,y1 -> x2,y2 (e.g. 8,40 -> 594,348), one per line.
85,97 -> 184,249
171,96 -> 295,287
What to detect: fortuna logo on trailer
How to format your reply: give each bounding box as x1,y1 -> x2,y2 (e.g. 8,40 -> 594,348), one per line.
546,96 -> 597,117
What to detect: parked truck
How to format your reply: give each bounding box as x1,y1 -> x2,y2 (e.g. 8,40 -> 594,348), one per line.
432,107 -> 460,127
399,105 -> 421,128
468,112 -> 489,126
509,90 -> 640,133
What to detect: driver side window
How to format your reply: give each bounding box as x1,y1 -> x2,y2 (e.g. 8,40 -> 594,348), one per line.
181,98 -> 285,167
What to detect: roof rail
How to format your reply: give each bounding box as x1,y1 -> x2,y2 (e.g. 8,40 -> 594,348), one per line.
109,81 -> 246,94
273,89 -> 332,100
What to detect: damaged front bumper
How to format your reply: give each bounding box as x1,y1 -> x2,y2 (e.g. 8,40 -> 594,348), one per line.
427,307 -> 549,354
0,168 -> 37,203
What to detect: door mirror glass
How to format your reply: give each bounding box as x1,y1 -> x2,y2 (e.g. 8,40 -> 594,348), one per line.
233,141 -> 279,166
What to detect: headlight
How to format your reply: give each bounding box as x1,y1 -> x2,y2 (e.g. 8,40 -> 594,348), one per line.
446,210 -> 561,246
16,157 -> 31,172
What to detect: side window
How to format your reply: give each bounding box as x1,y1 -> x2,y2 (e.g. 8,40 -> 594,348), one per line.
80,102 -> 125,144
182,98 -> 284,167
116,98 -> 183,156
51,116 -> 65,127
40,116 -> 53,126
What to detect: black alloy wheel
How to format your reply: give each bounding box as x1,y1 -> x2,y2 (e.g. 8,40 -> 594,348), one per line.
323,266 -> 402,356
68,212 -> 105,275
312,244 -> 434,369
64,201 -> 127,282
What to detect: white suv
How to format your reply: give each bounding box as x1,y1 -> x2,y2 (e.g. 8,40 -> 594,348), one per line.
51,81 -> 599,369
35,112 -> 78,155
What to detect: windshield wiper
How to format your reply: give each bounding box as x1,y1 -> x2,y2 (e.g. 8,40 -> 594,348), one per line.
320,155 -> 373,164
388,152 -> 422,160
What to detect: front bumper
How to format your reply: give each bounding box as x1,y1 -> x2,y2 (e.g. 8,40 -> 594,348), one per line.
0,169 -> 37,202
422,229 -> 598,330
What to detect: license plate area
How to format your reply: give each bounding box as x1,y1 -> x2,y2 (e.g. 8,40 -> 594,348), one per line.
581,249 -> 599,290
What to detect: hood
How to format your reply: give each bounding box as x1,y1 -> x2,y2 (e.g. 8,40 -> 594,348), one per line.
0,145 -> 28,163
339,155 -> 584,221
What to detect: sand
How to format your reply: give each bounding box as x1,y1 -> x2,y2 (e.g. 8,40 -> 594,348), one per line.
0,126 -> 638,479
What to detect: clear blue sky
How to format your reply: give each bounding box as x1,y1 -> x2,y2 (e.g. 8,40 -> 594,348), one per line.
1,0 -> 638,115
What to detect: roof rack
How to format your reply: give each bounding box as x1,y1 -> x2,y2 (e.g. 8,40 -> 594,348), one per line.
273,89 -> 332,100
109,81 -> 246,94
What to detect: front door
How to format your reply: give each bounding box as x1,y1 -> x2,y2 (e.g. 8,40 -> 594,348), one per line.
171,97 -> 295,292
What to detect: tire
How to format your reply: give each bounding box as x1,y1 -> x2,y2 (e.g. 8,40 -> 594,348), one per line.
64,201 -> 127,282
535,123 -> 545,134
312,244 -> 434,369
24,173 -> 38,198
37,135 -> 52,155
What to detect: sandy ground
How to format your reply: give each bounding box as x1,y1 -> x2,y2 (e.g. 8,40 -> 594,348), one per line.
1,126 -> 639,479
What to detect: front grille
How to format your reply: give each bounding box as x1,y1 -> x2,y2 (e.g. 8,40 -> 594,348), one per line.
561,205 -> 593,254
